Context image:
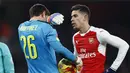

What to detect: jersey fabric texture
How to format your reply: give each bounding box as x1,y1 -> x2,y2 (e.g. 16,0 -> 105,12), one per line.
73,26 -> 129,73
18,20 -> 76,73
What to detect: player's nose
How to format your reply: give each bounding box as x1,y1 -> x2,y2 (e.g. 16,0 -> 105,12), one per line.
71,17 -> 74,22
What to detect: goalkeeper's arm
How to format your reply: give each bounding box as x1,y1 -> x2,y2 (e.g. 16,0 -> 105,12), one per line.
49,41 -> 83,72
49,41 -> 76,61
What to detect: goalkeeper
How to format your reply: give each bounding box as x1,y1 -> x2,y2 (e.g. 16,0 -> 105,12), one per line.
18,3 -> 82,73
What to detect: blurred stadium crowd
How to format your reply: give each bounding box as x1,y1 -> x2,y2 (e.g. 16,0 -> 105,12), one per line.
0,0 -> 130,73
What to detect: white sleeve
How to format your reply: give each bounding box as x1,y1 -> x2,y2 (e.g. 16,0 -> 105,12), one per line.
98,29 -> 129,71
72,35 -> 78,56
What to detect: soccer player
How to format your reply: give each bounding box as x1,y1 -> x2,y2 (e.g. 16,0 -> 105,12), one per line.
18,3 -> 82,73
71,4 -> 129,73
0,42 -> 14,73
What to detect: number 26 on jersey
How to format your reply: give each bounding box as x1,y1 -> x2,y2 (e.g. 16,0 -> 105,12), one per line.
20,35 -> 38,59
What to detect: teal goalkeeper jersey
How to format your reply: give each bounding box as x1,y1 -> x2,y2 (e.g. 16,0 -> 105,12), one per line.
0,42 -> 14,73
18,20 -> 76,73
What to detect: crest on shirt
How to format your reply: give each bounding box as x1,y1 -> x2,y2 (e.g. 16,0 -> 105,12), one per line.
88,38 -> 94,44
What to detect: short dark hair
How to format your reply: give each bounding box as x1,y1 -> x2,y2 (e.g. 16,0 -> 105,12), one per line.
71,4 -> 91,19
29,3 -> 50,17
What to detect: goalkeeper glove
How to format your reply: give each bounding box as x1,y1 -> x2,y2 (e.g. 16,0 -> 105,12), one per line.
75,56 -> 83,73
104,68 -> 116,73
47,13 -> 64,25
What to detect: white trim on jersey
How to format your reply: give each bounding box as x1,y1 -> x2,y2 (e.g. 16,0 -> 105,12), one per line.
96,27 -> 129,71
90,26 -> 107,56
73,26 -> 129,71
73,32 -> 79,56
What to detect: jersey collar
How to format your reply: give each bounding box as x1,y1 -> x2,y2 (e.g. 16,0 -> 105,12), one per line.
79,26 -> 93,36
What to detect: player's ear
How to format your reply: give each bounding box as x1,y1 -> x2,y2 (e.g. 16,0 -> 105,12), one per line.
41,11 -> 46,18
83,14 -> 88,21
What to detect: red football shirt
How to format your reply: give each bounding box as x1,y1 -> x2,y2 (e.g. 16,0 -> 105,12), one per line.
73,26 -> 129,73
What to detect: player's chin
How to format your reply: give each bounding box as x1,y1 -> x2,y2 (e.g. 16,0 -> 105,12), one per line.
73,27 -> 79,31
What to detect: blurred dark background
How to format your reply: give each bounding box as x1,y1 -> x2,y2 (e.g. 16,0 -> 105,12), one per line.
0,0 -> 130,73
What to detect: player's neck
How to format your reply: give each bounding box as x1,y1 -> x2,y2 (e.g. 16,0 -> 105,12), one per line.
30,16 -> 45,21
79,23 -> 90,34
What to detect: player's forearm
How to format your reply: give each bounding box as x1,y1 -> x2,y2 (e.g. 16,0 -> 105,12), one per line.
110,41 -> 129,71
49,41 -> 76,61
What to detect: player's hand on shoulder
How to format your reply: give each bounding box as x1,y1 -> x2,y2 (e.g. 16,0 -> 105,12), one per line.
47,13 -> 64,25
104,68 -> 116,73
75,56 -> 83,73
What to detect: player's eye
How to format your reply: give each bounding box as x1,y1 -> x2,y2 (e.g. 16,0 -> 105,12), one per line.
73,14 -> 78,18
